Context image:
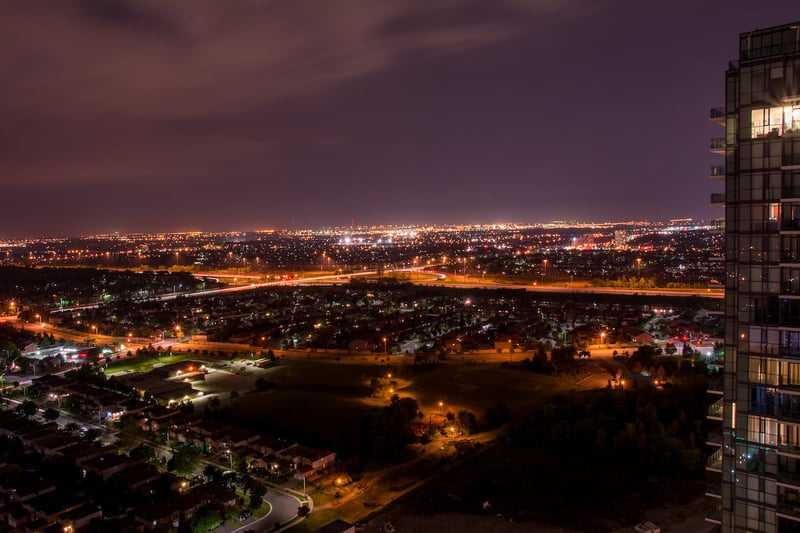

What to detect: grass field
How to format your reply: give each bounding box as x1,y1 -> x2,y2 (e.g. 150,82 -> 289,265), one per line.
226,360 -> 582,453
105,352 -> 196,374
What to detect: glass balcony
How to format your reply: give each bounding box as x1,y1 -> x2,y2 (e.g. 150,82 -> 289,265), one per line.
779,442 -> 800,457
710,138 -> 726,154
785,154 -> 800,168
777,501 -> 800,523
779,470 -> 800,489
705,508 -> 722,525
710,165 -> 725,179
778,408 -> 800,424
782,219 -> 800,232
783,282 -> 800,296
706,429 -> 722,447
780,346 -> 800,359
706,448 -> 722,472
708,397 -> 723,420
781,378 -> 800,394
710,107 -> 726,125
707,373 -> 723,393
710,193 -> 725,206
784,251 -> 800,264
705,482 -> 721,499
785,187 -> 800,200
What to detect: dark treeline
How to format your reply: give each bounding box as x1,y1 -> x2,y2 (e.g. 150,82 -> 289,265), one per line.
503,383 -> 708,477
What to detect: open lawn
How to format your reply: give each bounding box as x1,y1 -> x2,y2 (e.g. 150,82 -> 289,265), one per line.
225,360 -> 593,453
105,352 -> 197,374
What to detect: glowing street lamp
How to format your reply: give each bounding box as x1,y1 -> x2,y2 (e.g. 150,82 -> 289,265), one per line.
636,257 -> 642,278
383,337 -> 388,354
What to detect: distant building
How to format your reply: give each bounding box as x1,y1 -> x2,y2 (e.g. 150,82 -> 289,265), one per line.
614,230 -> 628,248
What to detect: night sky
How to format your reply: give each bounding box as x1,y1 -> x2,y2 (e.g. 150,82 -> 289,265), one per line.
1,1 -> 798,237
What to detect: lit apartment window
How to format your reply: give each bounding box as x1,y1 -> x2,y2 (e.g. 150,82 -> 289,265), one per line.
751,104 -> 800,138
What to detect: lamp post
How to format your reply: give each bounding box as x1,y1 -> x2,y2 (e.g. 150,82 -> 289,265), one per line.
383,337 -> 388,354
636,258 -> 642,279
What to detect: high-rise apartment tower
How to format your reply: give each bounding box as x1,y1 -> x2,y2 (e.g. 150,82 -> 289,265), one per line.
710,21 -> 800,533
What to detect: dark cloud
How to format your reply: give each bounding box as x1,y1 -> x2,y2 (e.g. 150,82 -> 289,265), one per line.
0,0 -> 797,236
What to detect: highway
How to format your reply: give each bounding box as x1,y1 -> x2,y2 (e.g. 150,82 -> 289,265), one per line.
411,278 -> 724,299
50,265 -> 437,314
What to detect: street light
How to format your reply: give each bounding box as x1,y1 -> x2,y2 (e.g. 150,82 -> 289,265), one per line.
636,257 -> 642,279
383,337 -> 388,354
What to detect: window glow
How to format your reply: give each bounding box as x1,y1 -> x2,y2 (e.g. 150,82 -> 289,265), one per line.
751,104 -> 800,138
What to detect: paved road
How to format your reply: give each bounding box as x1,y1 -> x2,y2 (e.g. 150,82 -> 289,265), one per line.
413,278 -> 724,299
51,265 -> 438,314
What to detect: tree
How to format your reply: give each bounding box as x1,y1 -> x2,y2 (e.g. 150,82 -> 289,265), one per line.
189,507 -> 223,533
172,446 -> 201,476
230,390 -> 240,399
129,443 -> 154,461
457,410 -> 478,434
18,400 -> 37,418
204,464 -> 222,483
551,346 -> 577,364
43,407 -> 59,422
297,504 -> 311,518
246,478 -> 267,508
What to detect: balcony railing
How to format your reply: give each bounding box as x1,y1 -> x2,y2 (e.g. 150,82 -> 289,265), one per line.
779,470 -> 800,489
783,251 -> 800,264
708,398 -> 723,420
706,483 -> 721,499
782,219 -> 800,232
779,442 -> 800,457
777,501 -> 800,521
780,379 -> 800,394
710,193 -> 725,206
778,409 -> 800,424
710,138 -> 726,153
706,429 -> 722,447
780,347 -> 800,359
710,165 -> 725,179
706,448 -> 722,472
710,107 -> 726,125
785,154 -> 800,168
783,283 -> 800,296
785,188 -> 800,200
705,508 -> 722,525
707,373 -> 723,393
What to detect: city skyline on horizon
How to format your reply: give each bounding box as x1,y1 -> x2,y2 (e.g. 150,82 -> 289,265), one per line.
2,1 -> 798,237
0,215 -> 718,240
